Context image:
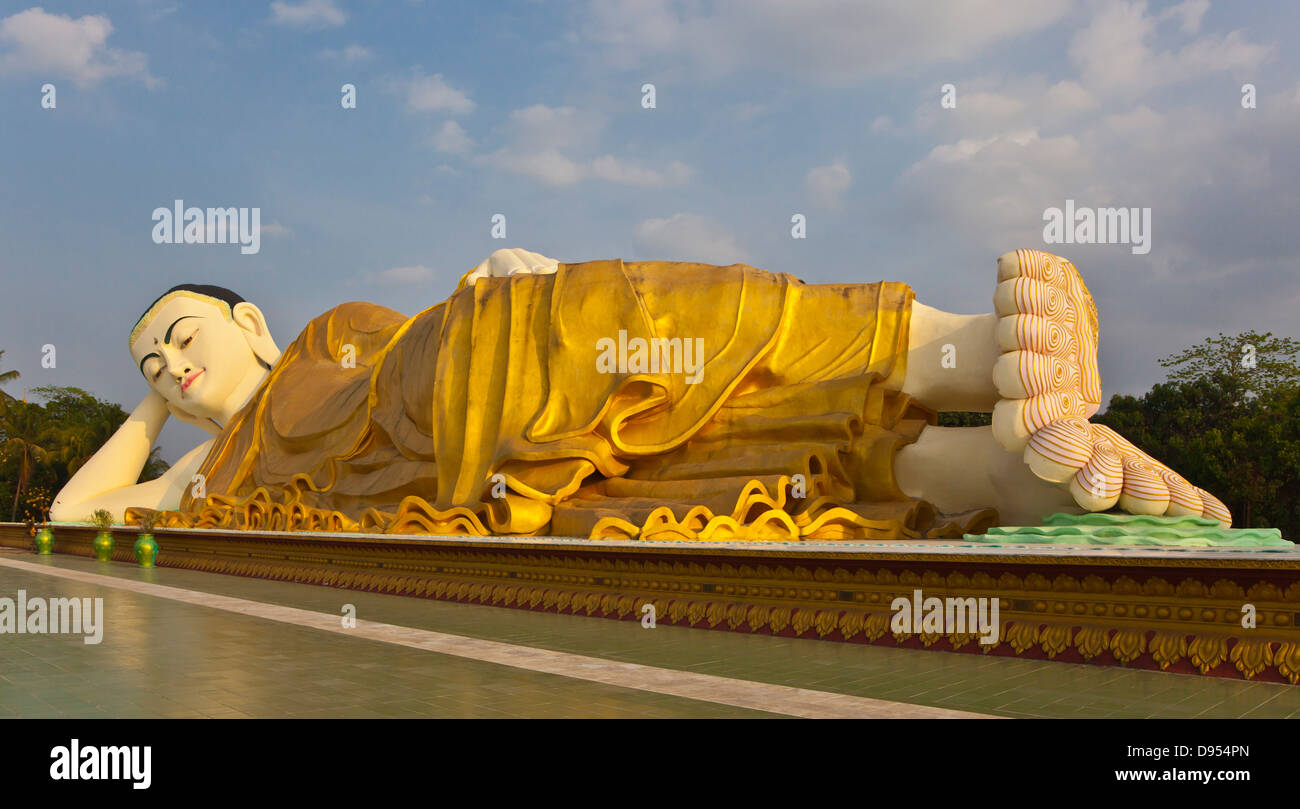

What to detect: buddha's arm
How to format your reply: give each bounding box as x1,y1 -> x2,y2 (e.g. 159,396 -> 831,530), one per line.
460,248 -> 559,287
49,392 -> 211,522
49,441 -> 212,523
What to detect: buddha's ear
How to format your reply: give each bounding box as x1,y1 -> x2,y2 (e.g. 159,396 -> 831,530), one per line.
231,302 -> 281,368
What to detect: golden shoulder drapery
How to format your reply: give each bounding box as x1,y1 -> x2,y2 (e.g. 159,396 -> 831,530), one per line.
151,259 -> 995,540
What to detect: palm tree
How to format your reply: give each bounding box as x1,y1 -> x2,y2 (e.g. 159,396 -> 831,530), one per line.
0,350 -> 19,389
0,396 -> 57,521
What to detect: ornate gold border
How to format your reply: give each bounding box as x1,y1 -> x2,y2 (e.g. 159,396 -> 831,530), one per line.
4,524 -> 1296,683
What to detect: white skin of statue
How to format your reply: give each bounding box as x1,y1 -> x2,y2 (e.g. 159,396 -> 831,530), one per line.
49,249 -> 1229,528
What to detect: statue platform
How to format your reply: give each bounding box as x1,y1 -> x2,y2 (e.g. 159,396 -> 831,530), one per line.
3,522 -> 1297,684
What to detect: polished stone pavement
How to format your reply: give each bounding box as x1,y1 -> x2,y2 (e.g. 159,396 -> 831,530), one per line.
1,549 -> 1297,719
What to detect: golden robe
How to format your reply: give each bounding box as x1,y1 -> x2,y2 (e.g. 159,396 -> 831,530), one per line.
155,260 -> 996,540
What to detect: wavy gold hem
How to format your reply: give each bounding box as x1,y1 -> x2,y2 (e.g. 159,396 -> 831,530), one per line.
132,474 -> 996,542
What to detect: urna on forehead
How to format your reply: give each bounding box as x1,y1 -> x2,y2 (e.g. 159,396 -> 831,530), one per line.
129,284 -> 246,347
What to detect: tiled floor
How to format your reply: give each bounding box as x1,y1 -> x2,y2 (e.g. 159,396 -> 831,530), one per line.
1,552 -> 1298,718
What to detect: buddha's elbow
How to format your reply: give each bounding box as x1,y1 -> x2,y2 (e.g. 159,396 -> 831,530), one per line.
48,499 -> 81,523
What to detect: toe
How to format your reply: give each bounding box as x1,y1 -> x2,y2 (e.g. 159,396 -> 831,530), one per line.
1024,415 -> 1093,482
996,314 -> 1071,355
1117,456 -> 1171,516
1196,488 -> 1232,527
995,393 -> 1094,452
1160,469 -> 1205,518
996,250 -> 1025,282
992,352 -> 1030,398
994,351 -> 1073,399
1070,437 -> 1122,511
999,249 -> 1077,289
992,398 -> 1034,451
994,278 -> 1072,322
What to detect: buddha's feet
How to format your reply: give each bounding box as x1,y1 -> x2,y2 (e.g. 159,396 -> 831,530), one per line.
989,249 -> 1231,526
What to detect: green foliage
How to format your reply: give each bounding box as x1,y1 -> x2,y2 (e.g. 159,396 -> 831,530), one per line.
0,350 -> 18,388
90,508 -> 114,530
138,509 -> 159,532
1096,332 -> 1300,538
938,412 -> 992,427
0,396 -> 58,522
0,381 -> 171,521
1158,330 -> 1300,403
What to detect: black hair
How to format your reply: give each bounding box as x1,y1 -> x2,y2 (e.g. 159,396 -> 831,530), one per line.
132,283 -> 273,372
133,284 -> 246,331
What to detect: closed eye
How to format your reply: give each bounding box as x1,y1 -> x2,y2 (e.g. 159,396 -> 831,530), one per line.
181,330 -> 196,348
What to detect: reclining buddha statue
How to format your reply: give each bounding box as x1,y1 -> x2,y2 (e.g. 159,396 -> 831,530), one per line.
49,248 -> 1231,540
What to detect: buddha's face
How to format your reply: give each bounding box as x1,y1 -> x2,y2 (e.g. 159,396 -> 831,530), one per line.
129,294 -> 267,422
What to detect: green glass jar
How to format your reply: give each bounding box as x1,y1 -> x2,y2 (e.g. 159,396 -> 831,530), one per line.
92,531 -> 114,562
134,534 -> 158,567
34,526 -> 53,555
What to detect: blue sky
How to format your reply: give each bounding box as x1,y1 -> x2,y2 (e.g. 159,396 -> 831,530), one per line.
2,0 -> 1298,462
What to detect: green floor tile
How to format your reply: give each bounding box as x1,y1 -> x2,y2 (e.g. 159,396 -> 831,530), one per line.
2,552 -> 1297,718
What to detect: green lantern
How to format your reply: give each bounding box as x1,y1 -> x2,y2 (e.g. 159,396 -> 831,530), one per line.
34,526 -> 53,555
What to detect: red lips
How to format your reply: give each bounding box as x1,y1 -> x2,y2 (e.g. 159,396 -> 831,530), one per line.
181,369 -> 204,393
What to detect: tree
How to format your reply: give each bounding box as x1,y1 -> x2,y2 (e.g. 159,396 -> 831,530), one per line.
0,349 -> 18,389
0,386 -> 171,520
937,411 -> 992,427
1158,330 -> 1300,404
0,396 -> 57,521
1095,331 -> 1300,537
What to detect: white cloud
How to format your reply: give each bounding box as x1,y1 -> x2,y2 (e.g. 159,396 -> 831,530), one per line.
406,72 -> 474,114
319,44 -> 372,63
911,76 -> 1098,139
583,0 -> 1073,83
591,156 -> 692,187
890,84 -> 1300,405
488,149 -> 585,186
503,104 -> 605,151
270,0 -> 345,28
897,129 -> 1092,252
805,161 -> 852,210
634,214 -> 749,265
1069,0 -> 1271,97
482,104 -> 691,188
0,8 -> 157,88
1158,0 -> 1209,35
1045,80 -> 1098,114
893,1 -> 1286,271
142,2 -> 180,23
431,120 -> 473,154
261,221 -> 292,237
370,265 -> 437,284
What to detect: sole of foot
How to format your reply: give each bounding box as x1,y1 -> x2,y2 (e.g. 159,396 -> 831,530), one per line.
989,249 -> 1231,527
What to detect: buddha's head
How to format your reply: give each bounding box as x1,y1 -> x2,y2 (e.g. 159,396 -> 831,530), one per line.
129,284 -> 281,425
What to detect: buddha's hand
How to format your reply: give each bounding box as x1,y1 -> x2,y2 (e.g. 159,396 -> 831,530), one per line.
131,390 -> 173,438
165,400 -> 223,436
462,248 -> 559,287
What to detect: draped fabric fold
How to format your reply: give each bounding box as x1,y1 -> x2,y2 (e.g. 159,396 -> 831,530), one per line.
148,259 -> 996,540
